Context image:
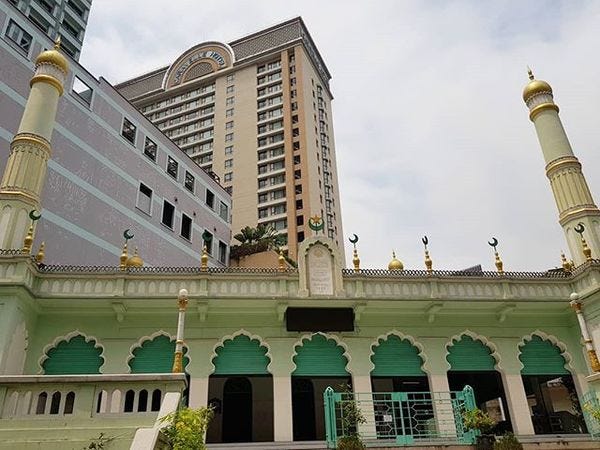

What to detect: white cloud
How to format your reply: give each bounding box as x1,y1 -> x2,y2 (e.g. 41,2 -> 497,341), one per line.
80,0 -> 600,271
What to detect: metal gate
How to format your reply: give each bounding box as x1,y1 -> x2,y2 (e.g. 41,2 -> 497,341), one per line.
324,385 -> 477,448
582,389 -> 600,439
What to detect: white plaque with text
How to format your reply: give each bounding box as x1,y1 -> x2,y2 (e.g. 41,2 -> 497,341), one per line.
307,244 -> 334,295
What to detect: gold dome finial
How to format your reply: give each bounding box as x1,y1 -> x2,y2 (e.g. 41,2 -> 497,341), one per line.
561,251 -> 573,272
488,237 -> 504,274
35,38 -> 69,74
278,249 -> 286,272
527,66 -> 534,81
35,242 -> 45,263
422,236 -> 432,273
574,223 -> 593,263
54,35 -> 61,50
22,225 -> 34,254
119,242 -> 128,270
126,247 -> 144,267
522,67 -> 553,103
349,234 -> 360,272
388,251 -> 404,271
200,245 -> 209,271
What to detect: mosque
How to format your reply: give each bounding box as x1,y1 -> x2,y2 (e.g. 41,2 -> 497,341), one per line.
2,8 -> 600,450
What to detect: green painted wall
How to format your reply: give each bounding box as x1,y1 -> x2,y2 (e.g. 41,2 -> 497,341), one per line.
519,335 -> 569,375
212,335 -> 270,375
43,335 -> 102,375
292,334 -> 349,376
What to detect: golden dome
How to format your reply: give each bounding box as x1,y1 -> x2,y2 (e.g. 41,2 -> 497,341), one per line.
388,251 -> 404,271
126,248 -> 144,267
36,38 -> 69,73
522,69 -> 552,102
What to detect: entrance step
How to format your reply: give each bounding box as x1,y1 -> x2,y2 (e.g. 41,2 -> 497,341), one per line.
207,442 -> 327,450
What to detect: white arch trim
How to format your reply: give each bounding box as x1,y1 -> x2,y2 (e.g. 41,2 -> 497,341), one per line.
209,329 -> 273,375
291,332 -> 352,375
369,330 -> 429,375
517,330 -> 574,373
445,330 -> 502,372
126,330 -> 191,373
38,330 -> 106,374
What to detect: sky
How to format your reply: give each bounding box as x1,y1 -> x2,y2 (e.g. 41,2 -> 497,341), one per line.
80,0 -> 600,272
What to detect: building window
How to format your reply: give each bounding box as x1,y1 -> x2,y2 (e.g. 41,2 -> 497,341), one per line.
226,97 -> 234,106
224,186 -> 232,195
224,159 -> 233,169
161,200 -> 175,229
293,155 -> 301,165
226,108 -> 234,117
225,146 -> 233,155
144,137 -> 157,161
297,215 -> 304,226
297,231 -> 305,242
121,118 -> 136,145
226,121 -> 234,129
72,76 -> 93,105
5,20 -> 32,54
184,171 -> 194,193
225,133 -> 233,142
136,183 -> 153,215
224,172 -> 233,183
203,231 -> 213,255
218,241 -> 227,264
226,74 -> 235,83
219,202 -> 228,222
167,156 -> 178,179
205,189 -> 215,209
226,85 -> 234,94
181,213 -> 192,240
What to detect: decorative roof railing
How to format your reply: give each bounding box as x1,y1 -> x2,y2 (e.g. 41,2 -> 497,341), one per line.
340,268 -> 572,279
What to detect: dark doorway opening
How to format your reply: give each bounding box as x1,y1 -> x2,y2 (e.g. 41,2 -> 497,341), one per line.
448,371 -> 512,433
223,377 -> 252,442
522,375 -> 587,434
292,376 -> 351,441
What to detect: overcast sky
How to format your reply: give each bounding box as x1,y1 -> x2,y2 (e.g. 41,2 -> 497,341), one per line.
80,0 -> 600,272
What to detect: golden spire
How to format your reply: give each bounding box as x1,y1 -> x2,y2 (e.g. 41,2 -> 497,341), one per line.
561,251 -> 573,272
581,235 -> 593,262
119,242 -> 128,270
35,242 -> 45,263
494,251 -> 504,274
352,248 -> 360,272
22,225 -> 34,254
54,35 -> 61,50
388,251 -> 404,271
126,247 -> 144,267
527,66 -> 534,81
422,236 -> 432,273
278,249 -> 286,272
200,245 -> 209,271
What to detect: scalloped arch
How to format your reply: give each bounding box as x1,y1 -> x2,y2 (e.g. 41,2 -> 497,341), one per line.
127,330 -> 190,373
518,330 -> 574,373
38,330 -> 105,374
291,332 -> 351,376
370,331 -> 428,375
445,330 -> 501,372
209,329 -> 273,375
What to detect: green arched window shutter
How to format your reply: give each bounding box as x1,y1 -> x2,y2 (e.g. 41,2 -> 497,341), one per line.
293,334 -> 349,376
129,335 -> 189,373
371,336 -> 425,376
447,336 -> 495,371
519,336 -> 569,375
212,335 -> 270,375
43,335 -> 102,375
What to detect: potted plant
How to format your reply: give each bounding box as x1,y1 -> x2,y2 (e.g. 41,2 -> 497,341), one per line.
493,432 -> 523,450
463,408 -> 496,450
337,384 -> 366,450
160,406 -> 213,450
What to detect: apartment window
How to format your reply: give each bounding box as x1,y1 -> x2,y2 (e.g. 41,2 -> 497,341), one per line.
226,97 -> 234,106
226,108 -> 234,117
219,202 -> 228,221
226,74 -> 235,83
203,231 -> 213,255
226,121 -> 234,130
205,189 -> 215,208
167,156 -> 178,179
121,118 -> 137,145
37,0 -> 55,14
5,20 -> 33,53
28,9 -> 50,32
184,171 -> 195,193
295,184 -> 303,194
161,200 -> 175,229
224,172 -> 233,183
224,159 -> 233,169
72,76 -> 93,105
296,199 -> 303,210
68,0 -> 87,19
180,213 -> 192,240
294,170 -> 301,180
293,155 -> 301,165
136,183 -> 153,215
258,193 -> 268,203
144,137 -> 157,161
296,215 -> 304,226
225,133 -> 233,142
225,146 -> 233,155
297,231 -> 305,242
226,85 -> 234,94
218,241 -> 227,264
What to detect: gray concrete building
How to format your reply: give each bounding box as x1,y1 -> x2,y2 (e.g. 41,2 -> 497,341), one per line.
0,0 -> 232,267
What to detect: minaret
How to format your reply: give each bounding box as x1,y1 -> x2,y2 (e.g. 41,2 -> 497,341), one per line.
0,39 -> 68,249
523,69 -> 600,265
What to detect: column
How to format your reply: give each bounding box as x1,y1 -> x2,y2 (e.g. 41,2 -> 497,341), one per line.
269,338 -> 296,442
186,339 -> 213,409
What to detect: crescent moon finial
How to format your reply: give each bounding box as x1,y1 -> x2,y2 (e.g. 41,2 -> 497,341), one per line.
349,234 -> 359,244
29,210 -> 42,221
574,223 -> 585,234
488,237 -> 498,248
422,235 -> 428,246
123,229 -> 134,240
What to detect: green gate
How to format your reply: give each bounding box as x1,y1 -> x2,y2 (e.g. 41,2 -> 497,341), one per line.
324,386 -> 477,448
582,390 -> 600,439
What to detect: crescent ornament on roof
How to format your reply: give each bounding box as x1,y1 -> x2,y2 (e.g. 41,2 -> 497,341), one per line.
574,223 -> 585,234
488,237 -> 498,248
422,236 -> 428,246
123,229 -> 134,240
29,210 -> 42,221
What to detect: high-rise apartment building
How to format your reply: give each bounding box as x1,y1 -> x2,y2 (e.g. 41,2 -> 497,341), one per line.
116,17 -> 344,259
6,0 -> 90,59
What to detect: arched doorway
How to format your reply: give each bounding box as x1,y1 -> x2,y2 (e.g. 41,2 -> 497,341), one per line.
370,335 -> 430,439
446,335 -> 512,433
519,335 -> 586,434
292,334 -> 350,441
43,334 -> 103,374
206,334 -> 273,443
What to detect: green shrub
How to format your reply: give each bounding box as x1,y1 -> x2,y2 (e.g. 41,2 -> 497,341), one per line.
160,406 -> 213,450
493,433 -> 523,450
337,434 -> 366,450
462,408 -> 495,434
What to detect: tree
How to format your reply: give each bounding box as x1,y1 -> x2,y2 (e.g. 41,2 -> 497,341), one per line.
231,225 -> 287,259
